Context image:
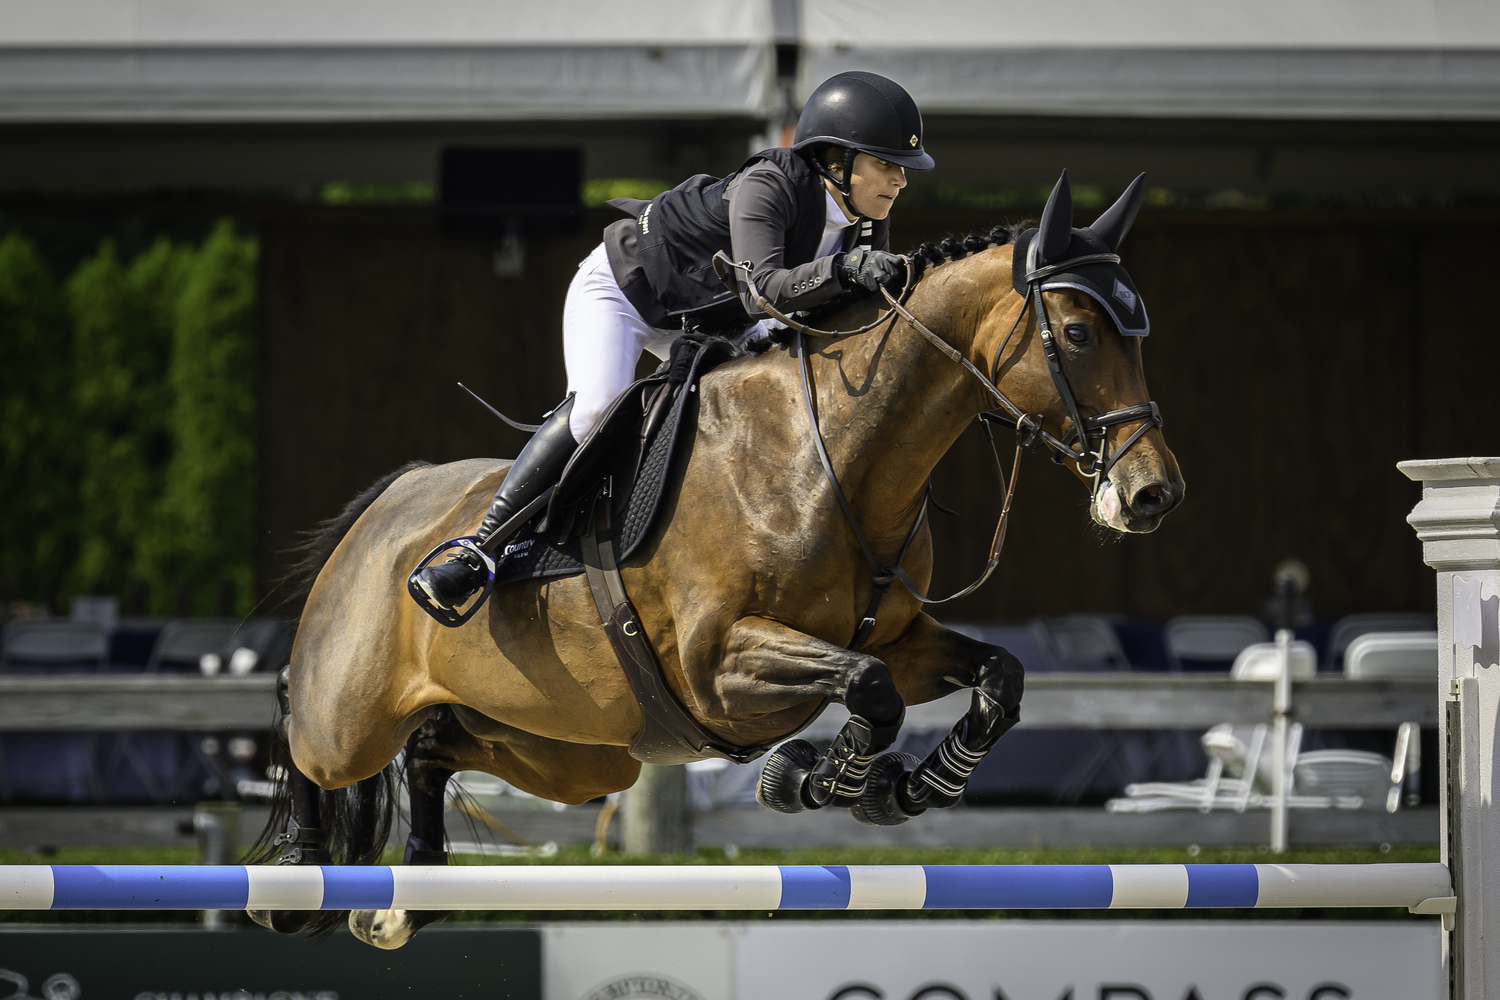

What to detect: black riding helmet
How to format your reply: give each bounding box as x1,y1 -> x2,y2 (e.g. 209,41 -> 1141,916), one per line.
792,71 -> 935,199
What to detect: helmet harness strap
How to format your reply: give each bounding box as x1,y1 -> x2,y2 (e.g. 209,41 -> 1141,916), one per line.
809,146 -> 860,217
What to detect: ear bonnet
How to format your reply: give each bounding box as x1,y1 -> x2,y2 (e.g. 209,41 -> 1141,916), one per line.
1012,172 -> 1149,336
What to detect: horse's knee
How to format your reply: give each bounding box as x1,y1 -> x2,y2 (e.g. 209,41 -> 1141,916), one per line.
845,659 -> 904,727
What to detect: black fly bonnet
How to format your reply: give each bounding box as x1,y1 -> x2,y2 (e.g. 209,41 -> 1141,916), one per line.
998,171 -> 1161,493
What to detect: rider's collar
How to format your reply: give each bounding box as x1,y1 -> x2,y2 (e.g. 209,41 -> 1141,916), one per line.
1012,228 -> 1150,337
823,187 -> 859,230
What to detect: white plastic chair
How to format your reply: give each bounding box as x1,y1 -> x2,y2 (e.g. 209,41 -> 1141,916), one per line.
1230,641 -> 1317,681
1112,632 -> 1434,815
1329,613 -> 1436,667
1343,631 -> 1438,679
1314,631 -> 1436,812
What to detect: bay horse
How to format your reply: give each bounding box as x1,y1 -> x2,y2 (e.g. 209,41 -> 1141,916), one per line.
248,172 -> 1184,947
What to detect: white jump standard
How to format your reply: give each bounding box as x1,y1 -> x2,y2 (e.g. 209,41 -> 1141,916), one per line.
0,863 -> 1454,913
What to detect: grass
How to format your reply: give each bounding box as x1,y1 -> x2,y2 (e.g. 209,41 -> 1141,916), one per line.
0,843 -> 1440,926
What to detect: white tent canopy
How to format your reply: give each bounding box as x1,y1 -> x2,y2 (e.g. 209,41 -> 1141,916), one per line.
3,0 -> 1500,123
800,0 -> 1500,119
0,0 -> 774,121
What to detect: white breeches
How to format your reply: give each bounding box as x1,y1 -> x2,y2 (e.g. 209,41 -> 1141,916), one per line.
562,243 -> 679,441
562,243 -> 767,441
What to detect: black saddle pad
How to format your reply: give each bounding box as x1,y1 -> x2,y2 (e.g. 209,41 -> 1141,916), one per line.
489,340 -> 725,588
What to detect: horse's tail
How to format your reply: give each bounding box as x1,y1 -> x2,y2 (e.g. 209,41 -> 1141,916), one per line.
245,461 -> 432,938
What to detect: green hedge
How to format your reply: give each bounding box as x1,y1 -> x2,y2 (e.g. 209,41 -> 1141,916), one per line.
0,221 -> 258,616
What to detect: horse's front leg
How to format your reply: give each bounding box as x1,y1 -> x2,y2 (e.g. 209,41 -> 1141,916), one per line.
716,618 -> 907,814
854,613 -> 1024,825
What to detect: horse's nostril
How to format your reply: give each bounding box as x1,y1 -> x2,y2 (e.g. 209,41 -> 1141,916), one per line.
1132,484 -> 1170,510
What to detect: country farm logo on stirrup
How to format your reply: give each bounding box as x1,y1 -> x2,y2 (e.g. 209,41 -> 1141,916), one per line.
407,535 -> 497,628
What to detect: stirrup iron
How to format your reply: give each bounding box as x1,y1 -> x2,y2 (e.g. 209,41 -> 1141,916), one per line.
408,536 -> 497,628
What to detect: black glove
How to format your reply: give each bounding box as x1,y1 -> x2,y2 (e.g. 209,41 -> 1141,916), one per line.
835,249 -> 906,295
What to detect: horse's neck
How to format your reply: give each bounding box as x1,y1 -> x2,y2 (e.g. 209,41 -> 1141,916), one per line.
807,271 -> 989,548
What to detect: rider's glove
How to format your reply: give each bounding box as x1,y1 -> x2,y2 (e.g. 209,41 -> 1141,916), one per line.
835,249 -> 906,296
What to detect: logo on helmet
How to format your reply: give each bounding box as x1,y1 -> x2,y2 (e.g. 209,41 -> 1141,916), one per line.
909,135 -> 919,147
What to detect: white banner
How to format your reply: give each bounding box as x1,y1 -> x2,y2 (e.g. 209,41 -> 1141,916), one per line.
545,921 -> 1441,1000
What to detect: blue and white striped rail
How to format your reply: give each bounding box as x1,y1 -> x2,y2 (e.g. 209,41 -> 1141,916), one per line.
0,863 -> 1452,912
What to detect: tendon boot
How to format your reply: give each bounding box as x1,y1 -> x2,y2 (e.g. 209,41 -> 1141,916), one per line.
899,687 -> 1018,814
411,395 -> 579,613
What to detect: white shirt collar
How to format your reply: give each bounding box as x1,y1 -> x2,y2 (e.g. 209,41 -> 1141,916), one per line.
818,187 -> 858,258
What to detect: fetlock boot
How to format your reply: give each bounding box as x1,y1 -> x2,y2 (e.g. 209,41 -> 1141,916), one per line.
412,395 -> 579,613
804,712 -> 904,809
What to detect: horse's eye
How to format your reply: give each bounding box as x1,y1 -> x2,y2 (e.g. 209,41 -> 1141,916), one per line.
1065,324 -> 1090,345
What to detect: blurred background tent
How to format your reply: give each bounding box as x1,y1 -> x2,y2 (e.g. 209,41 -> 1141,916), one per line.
1,0 -> 1499,621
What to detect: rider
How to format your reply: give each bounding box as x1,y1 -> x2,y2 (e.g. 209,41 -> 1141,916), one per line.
412,71 -> 935,615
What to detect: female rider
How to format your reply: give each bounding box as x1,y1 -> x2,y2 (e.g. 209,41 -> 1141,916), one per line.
412,70 -> 935,617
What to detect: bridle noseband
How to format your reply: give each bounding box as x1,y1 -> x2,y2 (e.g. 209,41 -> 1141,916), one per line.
711,247 -> 1164,649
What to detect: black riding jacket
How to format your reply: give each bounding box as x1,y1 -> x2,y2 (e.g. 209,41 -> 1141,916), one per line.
604,146 -> 889,331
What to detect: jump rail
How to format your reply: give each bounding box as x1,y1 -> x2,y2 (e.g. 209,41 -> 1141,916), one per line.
0,863 -> 1453,913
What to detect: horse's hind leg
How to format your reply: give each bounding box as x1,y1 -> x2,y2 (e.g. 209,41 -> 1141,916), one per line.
248,667 -> 331,934
853,614 -> 1024,826
349,711 -> 455,951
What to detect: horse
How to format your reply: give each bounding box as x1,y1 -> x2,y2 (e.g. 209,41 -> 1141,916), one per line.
247,172 -> 1184,948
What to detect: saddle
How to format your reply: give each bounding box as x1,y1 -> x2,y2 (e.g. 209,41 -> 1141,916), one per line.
470,336 -> 801,765
480,335 -> 731,589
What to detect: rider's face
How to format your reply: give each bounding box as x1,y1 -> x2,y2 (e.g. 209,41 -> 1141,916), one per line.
831,153 -> 907,221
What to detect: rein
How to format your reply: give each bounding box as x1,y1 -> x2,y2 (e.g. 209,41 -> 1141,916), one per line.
712,247 -> 1162,651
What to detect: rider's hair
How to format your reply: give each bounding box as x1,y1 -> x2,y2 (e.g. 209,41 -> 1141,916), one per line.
814,144 -> 845,176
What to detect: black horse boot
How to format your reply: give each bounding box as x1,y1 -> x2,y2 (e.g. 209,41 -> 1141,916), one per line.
412,395 -> 579,613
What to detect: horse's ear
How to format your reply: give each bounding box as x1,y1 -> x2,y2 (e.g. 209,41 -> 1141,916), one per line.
1091,173 -> 1146,251
1037,170 -> 1074,260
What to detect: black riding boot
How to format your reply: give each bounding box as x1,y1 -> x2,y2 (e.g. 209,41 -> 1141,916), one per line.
412,395 -> 579,612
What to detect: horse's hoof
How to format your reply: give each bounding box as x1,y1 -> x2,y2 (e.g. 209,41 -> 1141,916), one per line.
849,752 -> 924,827
246,908 -> 314,934
756,740 -> 820,813
349,908 -> 418,950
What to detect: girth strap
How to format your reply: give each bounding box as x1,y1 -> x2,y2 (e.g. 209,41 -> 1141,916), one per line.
579,347 -> 831,765
580,500 -> 767,766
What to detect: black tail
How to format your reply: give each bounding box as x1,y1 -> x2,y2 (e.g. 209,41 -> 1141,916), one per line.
245,461 -> 431,939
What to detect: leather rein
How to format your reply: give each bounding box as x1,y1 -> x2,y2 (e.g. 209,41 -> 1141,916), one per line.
713,247 -> 1163,651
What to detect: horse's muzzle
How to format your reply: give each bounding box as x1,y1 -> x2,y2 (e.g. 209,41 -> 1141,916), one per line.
1094,473 -> 1183,534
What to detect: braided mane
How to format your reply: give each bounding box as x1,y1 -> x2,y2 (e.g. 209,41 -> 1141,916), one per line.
768,222 -> 1030,341
906,222 -> 1028,284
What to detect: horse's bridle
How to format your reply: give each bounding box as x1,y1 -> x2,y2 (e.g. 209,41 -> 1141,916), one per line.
712,248 -> 1164,650
1003,238 -> 1164,495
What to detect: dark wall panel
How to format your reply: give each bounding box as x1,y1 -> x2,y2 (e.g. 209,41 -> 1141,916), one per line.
257,208 -> 591,605
258,208 -> 1500,623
